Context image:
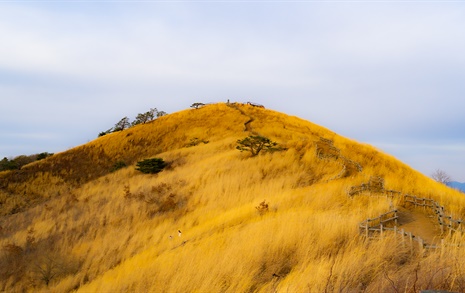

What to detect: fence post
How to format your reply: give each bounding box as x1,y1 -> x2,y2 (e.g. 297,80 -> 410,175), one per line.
366,220 -> 370,238
380,223 -> 384,238
449,220 -> 452,237
401,228 -> 405,247
394,210 -> 398,226
441,239 -> 445,258
439,216 -> 444,234
409,232 -> 414,254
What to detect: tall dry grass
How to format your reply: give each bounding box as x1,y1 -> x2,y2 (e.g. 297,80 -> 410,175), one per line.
1,103 -> 464,292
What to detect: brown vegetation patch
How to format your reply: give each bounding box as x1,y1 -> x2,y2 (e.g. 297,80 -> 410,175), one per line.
124,182 -> 188,218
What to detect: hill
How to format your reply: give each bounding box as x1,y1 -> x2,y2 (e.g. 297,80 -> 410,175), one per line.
448,181 -> 465,193
1,102 -> 464,292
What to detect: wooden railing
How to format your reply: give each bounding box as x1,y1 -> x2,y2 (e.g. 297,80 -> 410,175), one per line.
357,185 -> 463,250
403,194 -> 463,235
360,209 -> 398,238
315,138 -> 362,180
349,176 -> 385,196
359,212 -> 439,250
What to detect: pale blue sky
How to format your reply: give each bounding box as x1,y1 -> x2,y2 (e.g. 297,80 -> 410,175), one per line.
1,1 -> 464,181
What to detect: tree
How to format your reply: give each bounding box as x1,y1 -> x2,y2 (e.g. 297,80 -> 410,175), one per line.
33,254 -> 63,286
0,157 -> 17,171
98,128 -> 113,137
13,155 -> 31,167
136,158 -> 166,174
99,108 -> 168,137
147,108 -> 157,121
113,117 -> 130,132
190,103 -> 205,109
0,153 -> 54,171
157,111 -> 167,117
36,152 -> 53,161
431,169 -> 452,184
236,135 -> 280,157
132,113 -> 149,126
132,108 -> 158,126
31,251 -> 77,287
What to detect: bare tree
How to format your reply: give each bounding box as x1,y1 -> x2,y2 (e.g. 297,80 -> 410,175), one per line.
33,254 -> 62,286
432,169 -> 452,184
31,252 -> 77,286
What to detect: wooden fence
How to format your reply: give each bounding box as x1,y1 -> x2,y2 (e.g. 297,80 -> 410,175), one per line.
349,176 -> 385,196
315,138 -> 363,181
357,190 -> 463,250
359,209 -> 398,238
359,212 -> 440,250
403,194 -> 463,235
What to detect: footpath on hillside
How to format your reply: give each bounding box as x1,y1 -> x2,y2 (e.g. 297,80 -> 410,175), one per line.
350,177 -> 457,247
396,206 -> 443,245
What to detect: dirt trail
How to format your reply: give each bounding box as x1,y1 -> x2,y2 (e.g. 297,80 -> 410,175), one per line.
397,207 -> 443,245
227,103 -> 256,133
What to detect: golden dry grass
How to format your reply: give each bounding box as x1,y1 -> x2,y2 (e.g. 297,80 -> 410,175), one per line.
1,103 -> 464,292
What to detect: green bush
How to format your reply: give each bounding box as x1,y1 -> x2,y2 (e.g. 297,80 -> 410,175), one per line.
0,157 -> 18,171
110,161 -> 127,172
37,152 -> 53,161
136,158 -> 166,174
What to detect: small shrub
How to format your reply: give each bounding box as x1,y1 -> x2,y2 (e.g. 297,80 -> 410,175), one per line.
111,161 -> 127,172
256,200 -> 269,216
136,158 -> 166,174
123,185 -> 132,199
185,138 -> 209,147
25,227 -> 36,253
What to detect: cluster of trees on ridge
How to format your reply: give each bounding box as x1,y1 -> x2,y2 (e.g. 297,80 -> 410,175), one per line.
98,107 -> 167,137
0,152 -> 53,171
0,107 -> 167,172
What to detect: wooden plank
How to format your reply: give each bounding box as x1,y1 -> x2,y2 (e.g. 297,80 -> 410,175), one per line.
380,216 -> 398,224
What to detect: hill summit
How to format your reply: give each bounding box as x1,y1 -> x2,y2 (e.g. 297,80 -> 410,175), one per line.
1,102 -> 464,292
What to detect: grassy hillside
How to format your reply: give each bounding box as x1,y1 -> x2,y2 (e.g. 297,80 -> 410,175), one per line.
1,103 -> 464,292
